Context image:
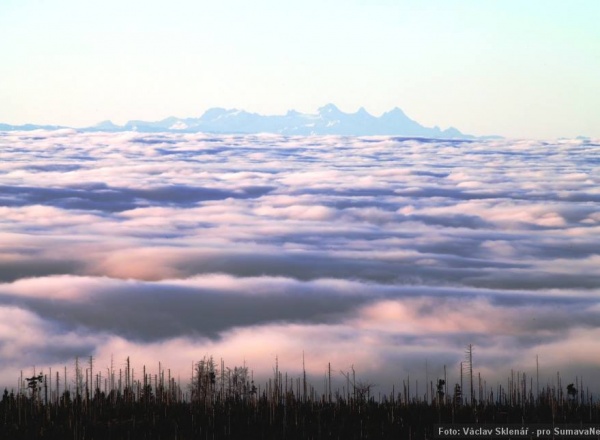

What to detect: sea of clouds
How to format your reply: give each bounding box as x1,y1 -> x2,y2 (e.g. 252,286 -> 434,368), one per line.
0,130 -> 599,396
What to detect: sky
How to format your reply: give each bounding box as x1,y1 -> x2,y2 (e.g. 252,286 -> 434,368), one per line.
1,0 -> 599,139
0,130 -> 599,396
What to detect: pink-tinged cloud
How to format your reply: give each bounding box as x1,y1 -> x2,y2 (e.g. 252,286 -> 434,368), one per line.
0,131 -> 598,394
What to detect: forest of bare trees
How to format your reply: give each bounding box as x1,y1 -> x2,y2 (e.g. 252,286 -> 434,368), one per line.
1,349 -> 598,439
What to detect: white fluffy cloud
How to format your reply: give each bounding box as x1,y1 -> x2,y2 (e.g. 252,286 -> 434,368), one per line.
0,130 -> 599,394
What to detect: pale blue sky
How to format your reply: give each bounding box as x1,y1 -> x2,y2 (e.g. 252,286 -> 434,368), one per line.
1,0 -> 598,138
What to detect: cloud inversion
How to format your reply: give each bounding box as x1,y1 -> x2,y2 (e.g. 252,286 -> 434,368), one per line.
0,131 -> 599,393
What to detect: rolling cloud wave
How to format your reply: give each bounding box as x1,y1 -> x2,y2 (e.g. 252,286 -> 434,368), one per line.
0,130 -> 598,391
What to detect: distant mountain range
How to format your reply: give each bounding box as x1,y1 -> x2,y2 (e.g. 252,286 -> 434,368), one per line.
1,104 -> 478,138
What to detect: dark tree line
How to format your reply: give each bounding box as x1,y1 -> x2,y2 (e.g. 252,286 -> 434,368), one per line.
1,351 -> 597,439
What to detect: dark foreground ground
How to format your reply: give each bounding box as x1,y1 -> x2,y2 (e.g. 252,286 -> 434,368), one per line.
2,390 -> 598,439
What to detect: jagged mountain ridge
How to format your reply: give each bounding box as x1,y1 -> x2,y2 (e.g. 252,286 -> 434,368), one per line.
117,104 -> 469,138
2,104 -> 472,138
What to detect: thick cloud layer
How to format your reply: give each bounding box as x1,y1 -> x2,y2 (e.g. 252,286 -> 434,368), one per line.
0,130 -> 599,395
